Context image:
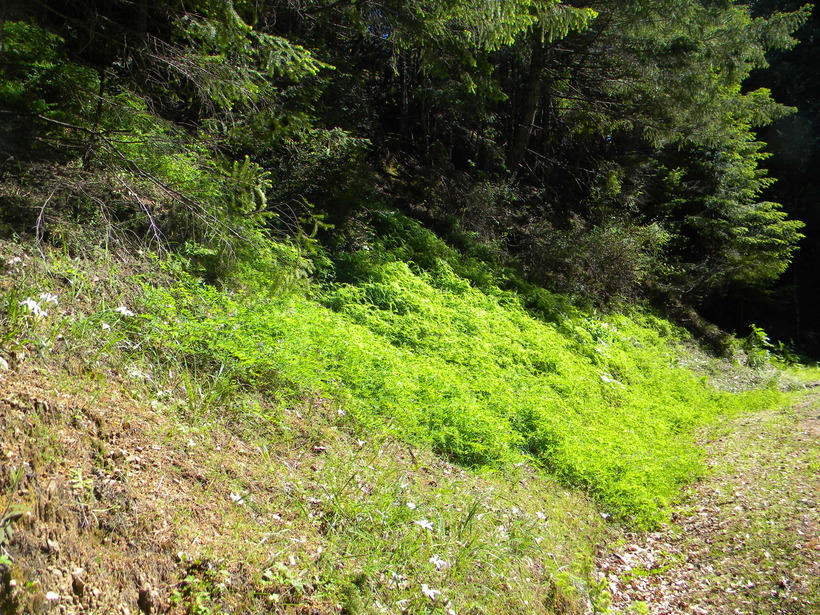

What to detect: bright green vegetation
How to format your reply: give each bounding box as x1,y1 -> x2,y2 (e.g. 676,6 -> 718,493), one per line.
0,230 -> 791,613
125,215 -> 781,529
0,1 -> 815,612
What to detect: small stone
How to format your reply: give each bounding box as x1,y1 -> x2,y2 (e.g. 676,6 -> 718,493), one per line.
46,591 -> 60,601
72,573 -> 86,597
0,357 -> 9,371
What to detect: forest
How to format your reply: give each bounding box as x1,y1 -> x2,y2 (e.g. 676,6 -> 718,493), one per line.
1,1 -> 820,614
1,0 -> 817,345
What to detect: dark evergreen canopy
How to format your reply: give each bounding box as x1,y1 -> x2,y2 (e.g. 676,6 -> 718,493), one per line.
0,0 -> 815,344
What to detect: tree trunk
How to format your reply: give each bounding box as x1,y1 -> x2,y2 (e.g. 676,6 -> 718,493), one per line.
508,28 -> 547,174
82,71 -> 107,170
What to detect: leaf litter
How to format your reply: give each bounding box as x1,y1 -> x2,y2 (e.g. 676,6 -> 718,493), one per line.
596,390 -> 820,614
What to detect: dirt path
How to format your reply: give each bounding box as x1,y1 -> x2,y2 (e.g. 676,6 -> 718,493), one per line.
596,392 -> 820,614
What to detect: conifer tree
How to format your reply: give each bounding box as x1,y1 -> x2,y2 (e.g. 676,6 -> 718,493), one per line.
1,0 -> 814,325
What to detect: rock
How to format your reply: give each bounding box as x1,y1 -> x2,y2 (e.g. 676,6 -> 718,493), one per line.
71,569 -> 86,597
46,591 -> 60,601
0,357 -> 9,371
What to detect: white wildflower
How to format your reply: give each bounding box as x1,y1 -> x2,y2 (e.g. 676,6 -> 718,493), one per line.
421,584 -> 441,600
429,554 -> 450,570
388,570 -> 408,589
414,518 -> 433,531
389,570 -> 403,585
19,298 -> 47,318
406,502 -> 417,510
114,305 -> 135,317
101,323 -> 111,331
39,292 -> 59,306
535,511 -> 547,521
230,493 -> 245,505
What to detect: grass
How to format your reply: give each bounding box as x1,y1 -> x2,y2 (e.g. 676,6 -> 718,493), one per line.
0,358 -> 608,614
2,220 -> 787,531
0,215 -> 796,613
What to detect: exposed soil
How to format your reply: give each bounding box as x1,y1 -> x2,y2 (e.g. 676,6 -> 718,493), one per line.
597,392 -> 820,614
0,363 -> 335,614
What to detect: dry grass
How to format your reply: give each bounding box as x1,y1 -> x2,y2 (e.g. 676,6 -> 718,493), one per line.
0,359 -> 606,614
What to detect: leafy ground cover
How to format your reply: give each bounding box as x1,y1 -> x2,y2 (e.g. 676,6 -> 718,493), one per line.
0,226 -> 798,614
141,238 -> 782,527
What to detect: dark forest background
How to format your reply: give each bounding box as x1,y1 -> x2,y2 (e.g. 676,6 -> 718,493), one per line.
709,0 -> 820,354
1,0 -> 818,355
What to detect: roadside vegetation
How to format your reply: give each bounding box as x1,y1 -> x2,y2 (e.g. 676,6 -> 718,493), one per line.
0,220 -> 801,614
1,1 -> 818,613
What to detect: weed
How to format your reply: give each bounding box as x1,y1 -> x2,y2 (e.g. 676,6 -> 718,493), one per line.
0,222 -> 796,613
0,467 -> 28,568
170,558 -> 232,615
739,324 -> 774,368
68,467 -> 94,503
138,253 -> 782,527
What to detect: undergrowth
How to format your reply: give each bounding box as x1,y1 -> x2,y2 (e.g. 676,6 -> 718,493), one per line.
0,212 -> 798,613
145,275 -> 777,528
114,215 -> 780,529
1,213 -> 787,532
